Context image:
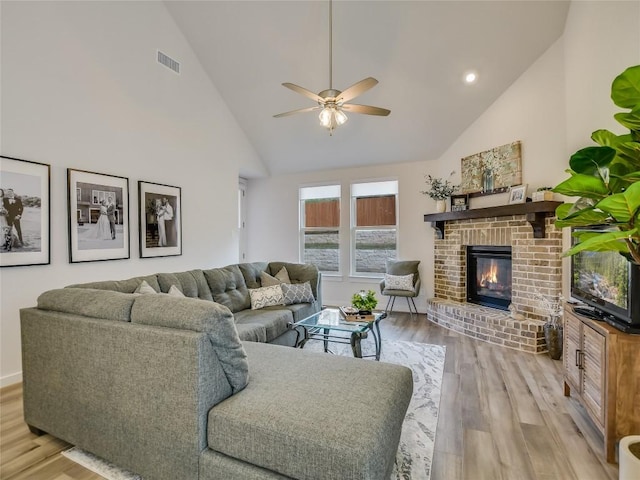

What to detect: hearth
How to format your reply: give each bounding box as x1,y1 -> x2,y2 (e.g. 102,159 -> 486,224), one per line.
467,246 -> 512,310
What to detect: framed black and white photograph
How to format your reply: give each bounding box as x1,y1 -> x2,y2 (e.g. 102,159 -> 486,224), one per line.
138,181 -> 181,258
450,194 -> 469,212
508,184 -> 527,204
68,168 -> 129,263
0,156 -> 51,267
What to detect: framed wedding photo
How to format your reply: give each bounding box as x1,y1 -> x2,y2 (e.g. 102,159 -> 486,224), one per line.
0,156 -> 51,267
138,181 -> 182,258
508,184 -> 527,204
68,168 -> 130,263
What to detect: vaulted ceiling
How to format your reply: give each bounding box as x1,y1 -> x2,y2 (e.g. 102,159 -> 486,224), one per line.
165,1 -> 570,175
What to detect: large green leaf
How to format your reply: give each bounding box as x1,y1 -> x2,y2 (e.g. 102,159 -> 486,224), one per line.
569,146 -> 616,174
614,105 -> 640,131
611,65 -> 640,109
591,130 -> 631,147
552,174 -> 610,199
595,181 -> 640,222
564,228 -> 638,256
555,203 -> 610,228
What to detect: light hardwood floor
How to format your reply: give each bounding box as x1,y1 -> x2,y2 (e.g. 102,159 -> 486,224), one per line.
1,312 -> 619,480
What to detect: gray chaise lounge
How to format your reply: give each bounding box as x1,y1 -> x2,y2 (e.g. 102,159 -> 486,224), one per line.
20,262 -> 414,479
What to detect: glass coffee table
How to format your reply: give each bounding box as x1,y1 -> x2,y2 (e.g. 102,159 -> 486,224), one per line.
292,308 -> 386,360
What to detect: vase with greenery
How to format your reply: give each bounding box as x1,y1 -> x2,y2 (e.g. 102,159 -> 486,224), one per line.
421,172 -> 459,212
552,65 -> 640,265
534,291 -> 564,360
351,290 -> 378,315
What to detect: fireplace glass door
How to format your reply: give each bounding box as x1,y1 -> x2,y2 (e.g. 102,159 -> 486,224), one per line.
467,246 -> 512,310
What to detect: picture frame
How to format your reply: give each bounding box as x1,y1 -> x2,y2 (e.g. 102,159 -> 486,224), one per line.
68,168 -> 130,263
460,141 -> 522,196
508,184 -> 527,204
1,156 -> 51,267
138,181 -> 182,258
450,194 -> 469,212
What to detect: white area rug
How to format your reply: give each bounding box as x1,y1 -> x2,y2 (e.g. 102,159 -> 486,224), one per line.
306,339 -> 446,480
62,340 -> 446,480
62,447 -> 141,480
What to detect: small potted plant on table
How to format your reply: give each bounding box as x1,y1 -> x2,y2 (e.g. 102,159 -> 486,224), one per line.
351,290 -> 378,315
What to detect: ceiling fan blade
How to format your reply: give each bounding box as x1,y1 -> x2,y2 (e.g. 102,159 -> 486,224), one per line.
342,104 -> 390,116
273,106 -> 321,118
282,83 -> 324,104
338,77 -> 378,103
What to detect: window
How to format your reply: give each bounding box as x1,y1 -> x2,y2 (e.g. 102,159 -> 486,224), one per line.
300,185 -> 341,273
351,180 -> 398,275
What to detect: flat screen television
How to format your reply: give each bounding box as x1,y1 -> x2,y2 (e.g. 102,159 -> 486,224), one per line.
571,226 -> 640,333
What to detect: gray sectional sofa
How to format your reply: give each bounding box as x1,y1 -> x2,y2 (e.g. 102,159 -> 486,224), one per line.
20,261 -> 414,480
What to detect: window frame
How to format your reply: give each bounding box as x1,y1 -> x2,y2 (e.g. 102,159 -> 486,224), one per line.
350,180 -> 399,277
299,184 -> 342,275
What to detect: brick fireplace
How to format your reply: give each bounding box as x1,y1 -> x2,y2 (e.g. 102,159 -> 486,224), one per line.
424,202 -> 563,353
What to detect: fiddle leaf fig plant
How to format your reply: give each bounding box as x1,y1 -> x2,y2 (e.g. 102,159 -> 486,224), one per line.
553,65 -> 640,264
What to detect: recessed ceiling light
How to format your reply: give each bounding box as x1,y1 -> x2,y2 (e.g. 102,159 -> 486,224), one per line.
464,71 -> 478,84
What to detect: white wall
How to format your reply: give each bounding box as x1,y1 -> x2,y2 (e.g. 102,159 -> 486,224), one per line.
0,1 -> 264,386
247,0 -> 640,313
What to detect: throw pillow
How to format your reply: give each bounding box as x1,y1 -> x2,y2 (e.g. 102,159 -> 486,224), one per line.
274,266 -> 291,283
260,270 -> 281,287
167,285 -> 185,297
135,280 -> 157,295
249,285 -> 284,310
384,273 -> 414,291
281,281 -> 315,305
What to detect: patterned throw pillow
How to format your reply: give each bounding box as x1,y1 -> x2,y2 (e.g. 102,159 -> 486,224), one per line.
384,273 -> 414,291
281,282 -> 315,305
249,285 -> 285,310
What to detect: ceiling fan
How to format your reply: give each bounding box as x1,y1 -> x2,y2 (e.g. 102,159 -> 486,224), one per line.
273,0 -> 390,135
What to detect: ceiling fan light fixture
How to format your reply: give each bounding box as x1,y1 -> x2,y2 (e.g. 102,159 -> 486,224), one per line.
319,106 -> 348,133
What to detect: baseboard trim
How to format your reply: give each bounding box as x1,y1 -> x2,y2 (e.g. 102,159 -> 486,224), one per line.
1,371 -> 22,388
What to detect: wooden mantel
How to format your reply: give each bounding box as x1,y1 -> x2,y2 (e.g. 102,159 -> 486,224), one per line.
423,201 -> 563,239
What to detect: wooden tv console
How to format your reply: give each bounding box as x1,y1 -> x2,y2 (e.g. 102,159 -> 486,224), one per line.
563,305 -> 640,462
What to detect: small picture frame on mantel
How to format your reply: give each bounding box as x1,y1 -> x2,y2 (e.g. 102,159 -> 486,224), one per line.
450,194 -> 469,212
508,184 -> 527,204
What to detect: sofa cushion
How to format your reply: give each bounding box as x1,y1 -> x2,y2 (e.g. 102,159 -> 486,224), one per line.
234,308 -> 292,342
237,262 -> 269,289
280,302 -> 317,323
281,282 -> 315,305
130,295 -> 248,393
157,270 -> 213,301
37,288 -> 135,322
234,323 -> 267,343
67,274 -> 161,294
249,285 -> 284,310
203,265 -> 251,313
208,342 -> 413,480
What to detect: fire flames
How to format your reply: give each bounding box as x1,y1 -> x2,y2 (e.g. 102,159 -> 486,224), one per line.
479,260 -> 500,289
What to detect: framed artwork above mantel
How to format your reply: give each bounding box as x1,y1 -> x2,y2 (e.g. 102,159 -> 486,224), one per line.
460,141 -> 522,197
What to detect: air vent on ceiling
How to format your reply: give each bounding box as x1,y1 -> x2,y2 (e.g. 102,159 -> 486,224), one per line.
157,50 -> 180,74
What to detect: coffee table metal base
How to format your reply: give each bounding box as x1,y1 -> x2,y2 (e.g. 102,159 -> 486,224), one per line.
296,315 -> 383,360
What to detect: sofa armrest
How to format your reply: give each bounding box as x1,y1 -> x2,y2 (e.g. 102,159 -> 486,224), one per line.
20,307 -> 227,480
